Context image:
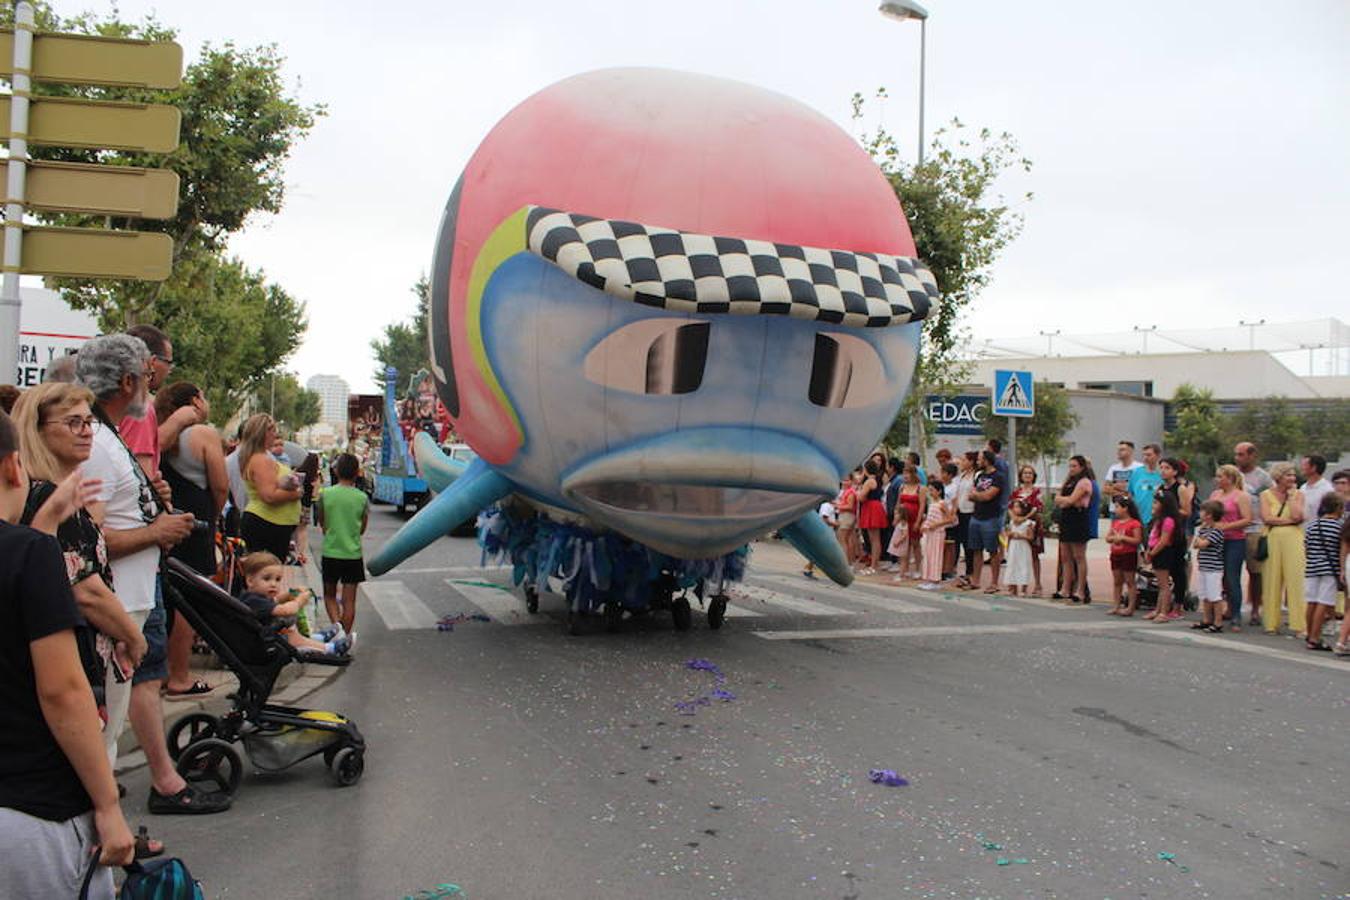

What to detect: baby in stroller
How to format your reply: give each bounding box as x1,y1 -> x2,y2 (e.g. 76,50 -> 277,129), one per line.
238,552 -> 353,656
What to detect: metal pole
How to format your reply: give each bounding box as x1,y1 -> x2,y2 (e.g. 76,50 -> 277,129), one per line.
1006,415 -> 1016,478
917,18 -> 926,166
0,0 -> 34,386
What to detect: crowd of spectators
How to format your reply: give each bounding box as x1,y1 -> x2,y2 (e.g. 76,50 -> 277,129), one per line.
818,438 -> 1350,654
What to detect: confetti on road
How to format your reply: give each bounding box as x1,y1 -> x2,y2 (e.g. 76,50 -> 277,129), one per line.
435,613 -> 492,631
868,768 -> 910,786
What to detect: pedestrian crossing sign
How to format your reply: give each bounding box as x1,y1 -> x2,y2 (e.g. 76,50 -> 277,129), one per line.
993,369 -> 1034,417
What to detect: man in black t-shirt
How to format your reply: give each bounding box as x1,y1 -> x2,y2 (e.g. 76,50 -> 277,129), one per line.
0,411 -> 133,897
967,449 -> 1007,592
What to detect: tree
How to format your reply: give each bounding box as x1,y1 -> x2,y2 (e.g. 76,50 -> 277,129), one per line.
248,372 -> 320,437
371,277 -> 430,386
164,253 -> 309,425
2,5 -> 324,422
1225,396 -> 1305,462
1167,383 -> 1224,475
854,91 -> 1032,450
983,381 -> 1078,479
1299,399 -> 1350,460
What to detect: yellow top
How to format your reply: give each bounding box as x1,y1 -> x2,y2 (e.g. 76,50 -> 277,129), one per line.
244,458 -> 301,527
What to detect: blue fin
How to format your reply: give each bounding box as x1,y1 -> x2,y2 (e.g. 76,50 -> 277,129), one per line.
780,510 -> 853,586
412,431 -> 468,494
367,458 -> 513,575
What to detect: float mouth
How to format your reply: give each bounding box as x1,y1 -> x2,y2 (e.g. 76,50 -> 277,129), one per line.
571,482 -> 818,521
560,427 -> 838,558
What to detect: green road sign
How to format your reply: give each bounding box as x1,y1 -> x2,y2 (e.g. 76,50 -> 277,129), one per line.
0,94 -> 180,152
0,159 -> 179,219
19,226 -> 172,280
0,30 -> 182,89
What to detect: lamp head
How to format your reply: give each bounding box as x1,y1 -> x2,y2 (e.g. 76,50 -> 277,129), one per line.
879,1 -> 929,21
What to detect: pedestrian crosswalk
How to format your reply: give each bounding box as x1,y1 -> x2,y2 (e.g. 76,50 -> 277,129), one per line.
444,579 -> 551,626
362,568 -> 1064,633
362,580 -> 439,630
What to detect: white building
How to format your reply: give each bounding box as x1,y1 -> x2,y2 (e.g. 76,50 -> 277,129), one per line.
968,318 -> 1349,402
306,374 -> 350,428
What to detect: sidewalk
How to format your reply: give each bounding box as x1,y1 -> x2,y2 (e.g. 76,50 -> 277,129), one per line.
115,554 -> 349,771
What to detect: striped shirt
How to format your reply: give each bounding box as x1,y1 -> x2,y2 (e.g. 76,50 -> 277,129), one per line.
1304,517 -> 1343,578
1195,526 -> 1225,572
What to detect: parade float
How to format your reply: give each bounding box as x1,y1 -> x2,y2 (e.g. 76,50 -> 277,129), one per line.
368,68 -> 939,632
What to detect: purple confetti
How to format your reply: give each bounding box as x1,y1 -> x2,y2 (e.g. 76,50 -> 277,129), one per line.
711,688 -> 737,702
868,768 -> 910,787
435,612 -> 493,631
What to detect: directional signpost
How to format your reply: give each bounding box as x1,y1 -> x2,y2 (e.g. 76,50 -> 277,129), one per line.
993,369 -> 1034,472
0,0 -> 183,383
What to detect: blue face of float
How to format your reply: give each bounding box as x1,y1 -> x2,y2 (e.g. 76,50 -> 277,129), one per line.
478,251 -> 920,559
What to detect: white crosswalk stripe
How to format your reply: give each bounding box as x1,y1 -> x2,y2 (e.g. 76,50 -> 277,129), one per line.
755,619 -> 1143,641
362,580 -> 438,630
444,579 -> 554,625
727,583 -> 857,617
748,573 -> 937,614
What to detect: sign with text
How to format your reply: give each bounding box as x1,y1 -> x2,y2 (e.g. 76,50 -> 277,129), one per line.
924,395 -> 988,435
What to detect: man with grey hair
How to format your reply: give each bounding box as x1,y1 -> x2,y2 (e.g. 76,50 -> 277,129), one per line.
42,352 -> 79,384
77,336 -> 228,815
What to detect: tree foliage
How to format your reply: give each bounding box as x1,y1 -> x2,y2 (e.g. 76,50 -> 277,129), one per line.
853,90 -> 1032,449
370,277 -> 430,387
3,4 -> 324,422
1222,396 -> 1305,463
1166,383 -> 1224,475
982,382 -> 1078,475
248,372 -> 320,436
1295,399 -> 1350,460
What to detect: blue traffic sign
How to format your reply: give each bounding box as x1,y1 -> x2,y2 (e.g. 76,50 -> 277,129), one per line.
993,370 -> 1034,417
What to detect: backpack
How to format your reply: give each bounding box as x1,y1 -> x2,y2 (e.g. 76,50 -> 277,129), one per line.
81,856 -> 205,900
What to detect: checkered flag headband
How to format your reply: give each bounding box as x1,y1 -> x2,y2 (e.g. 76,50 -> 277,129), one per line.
524,206 -> 938,328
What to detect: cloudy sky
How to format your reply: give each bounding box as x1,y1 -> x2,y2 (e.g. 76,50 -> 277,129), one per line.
104,0 -> 1349,391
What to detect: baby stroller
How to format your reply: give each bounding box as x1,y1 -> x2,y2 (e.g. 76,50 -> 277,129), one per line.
162,559 -> 366,798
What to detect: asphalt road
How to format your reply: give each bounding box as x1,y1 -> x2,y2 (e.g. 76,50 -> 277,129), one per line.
127,505 -> 1350,900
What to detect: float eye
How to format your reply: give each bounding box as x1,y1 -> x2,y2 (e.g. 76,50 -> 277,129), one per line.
808,332 -> 887,408
584,319 -> 709,395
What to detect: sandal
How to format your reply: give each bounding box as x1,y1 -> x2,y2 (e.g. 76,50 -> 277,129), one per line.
134,825 -> 165,860
1205,625 -> 1224,634
1306,641 -> 1332,652
148,784 -> 231,815
163,679 -> 214,697
1142,611 -> 1158,620
1190,622 -> 1209,630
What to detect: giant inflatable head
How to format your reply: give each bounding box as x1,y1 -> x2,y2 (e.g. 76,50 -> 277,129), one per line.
372,68 -> 937,578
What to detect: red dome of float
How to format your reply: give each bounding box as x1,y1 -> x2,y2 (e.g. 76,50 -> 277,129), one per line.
439,68 -> 917,463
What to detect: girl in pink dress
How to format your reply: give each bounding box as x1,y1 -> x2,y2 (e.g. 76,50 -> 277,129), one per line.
919,480 -> 955,587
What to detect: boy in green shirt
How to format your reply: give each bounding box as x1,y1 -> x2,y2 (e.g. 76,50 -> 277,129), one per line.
315,453 -> 369,635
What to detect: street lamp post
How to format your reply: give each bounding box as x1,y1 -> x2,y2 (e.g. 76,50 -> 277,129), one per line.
1133,324 -> 1157,354
1238,318 -> 1265,351
878,1 -> 929,165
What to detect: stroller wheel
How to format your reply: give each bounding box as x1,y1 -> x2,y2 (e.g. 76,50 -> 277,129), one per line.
330,747 -> 365,787
524,585 -> 539,614
176,738 -> 243,798
166,713 -> 221,763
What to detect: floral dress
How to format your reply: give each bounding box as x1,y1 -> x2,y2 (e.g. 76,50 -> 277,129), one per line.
21,479 -> 116,672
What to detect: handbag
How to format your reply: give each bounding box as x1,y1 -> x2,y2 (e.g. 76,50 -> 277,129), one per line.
1254,497 -> 1287,562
